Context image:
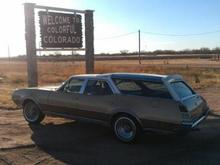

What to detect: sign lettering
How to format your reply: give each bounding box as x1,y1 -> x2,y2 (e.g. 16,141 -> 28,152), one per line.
39,11 -> 82,48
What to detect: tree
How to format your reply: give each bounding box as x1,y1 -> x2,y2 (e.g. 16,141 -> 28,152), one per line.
120,50 -> 129,55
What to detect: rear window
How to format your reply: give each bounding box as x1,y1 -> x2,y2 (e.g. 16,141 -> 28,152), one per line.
171,81 -> 194,99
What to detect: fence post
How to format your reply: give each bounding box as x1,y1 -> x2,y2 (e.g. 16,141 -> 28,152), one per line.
85,10 -> 94,74
24,3 -> 38,87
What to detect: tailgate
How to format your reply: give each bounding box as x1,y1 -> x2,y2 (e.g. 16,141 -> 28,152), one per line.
182,95 -> 208,121
170,80 -> 209,128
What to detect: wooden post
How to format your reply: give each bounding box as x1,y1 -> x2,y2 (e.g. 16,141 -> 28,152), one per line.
85,10 -> 94,74
138,29 -> 141,64
24,3 -> 38,87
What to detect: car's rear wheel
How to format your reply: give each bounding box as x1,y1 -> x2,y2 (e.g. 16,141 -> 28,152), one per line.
113,115 -> 140,143
23,101 -> 45,124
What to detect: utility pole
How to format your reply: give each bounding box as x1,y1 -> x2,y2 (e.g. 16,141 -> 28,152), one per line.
8,44 -> 10,62
138,29 -> 141,64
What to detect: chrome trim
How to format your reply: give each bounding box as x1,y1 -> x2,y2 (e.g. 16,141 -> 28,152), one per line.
44,111 -> 110,126
191,115 -> 206,128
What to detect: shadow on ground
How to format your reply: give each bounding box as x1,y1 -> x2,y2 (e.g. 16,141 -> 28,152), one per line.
29,116 -> 220,165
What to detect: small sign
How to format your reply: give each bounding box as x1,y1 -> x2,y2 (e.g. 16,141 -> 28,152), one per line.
39,11 -> 82,48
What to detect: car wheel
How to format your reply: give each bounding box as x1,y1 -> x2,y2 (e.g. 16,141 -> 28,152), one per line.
23,101 -> 45,124
113,116 -> 140,143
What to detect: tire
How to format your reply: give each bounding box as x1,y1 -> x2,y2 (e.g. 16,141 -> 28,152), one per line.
23,101 -> 45,124
113,115 -> 140,143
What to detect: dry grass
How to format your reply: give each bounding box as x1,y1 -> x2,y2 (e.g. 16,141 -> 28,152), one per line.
0,58 -> 220,109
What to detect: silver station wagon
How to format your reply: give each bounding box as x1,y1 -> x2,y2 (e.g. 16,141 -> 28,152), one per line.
12,73 -> 210,142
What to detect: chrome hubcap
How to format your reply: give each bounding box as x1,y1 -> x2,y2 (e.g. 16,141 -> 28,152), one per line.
24,104 -> 39,122
115,117 -> 136,141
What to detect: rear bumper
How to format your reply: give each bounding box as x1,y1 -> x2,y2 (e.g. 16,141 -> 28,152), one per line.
182,108 -> 210,129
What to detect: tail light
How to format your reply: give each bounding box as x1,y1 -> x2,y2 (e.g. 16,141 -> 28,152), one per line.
179,103 -> 191,122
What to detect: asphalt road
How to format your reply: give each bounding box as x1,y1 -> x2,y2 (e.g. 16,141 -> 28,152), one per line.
0,110 -> 220,165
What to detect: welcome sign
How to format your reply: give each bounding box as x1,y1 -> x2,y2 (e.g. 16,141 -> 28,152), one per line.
39,11 -> 82,48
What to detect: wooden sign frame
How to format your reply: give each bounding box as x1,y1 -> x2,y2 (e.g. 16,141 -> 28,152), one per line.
24,3 -> 94,87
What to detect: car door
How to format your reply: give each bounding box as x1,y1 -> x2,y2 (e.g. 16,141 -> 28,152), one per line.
75,79 -> 116,121
46,77 -> 86,116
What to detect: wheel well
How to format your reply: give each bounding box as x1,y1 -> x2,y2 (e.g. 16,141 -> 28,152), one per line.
111,112 -> 142,129
22,99 -> 37,108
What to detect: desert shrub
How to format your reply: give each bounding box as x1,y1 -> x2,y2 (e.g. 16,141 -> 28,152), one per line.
11,78 -> 25,84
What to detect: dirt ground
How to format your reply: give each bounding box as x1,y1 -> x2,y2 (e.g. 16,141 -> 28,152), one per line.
198,87 -> 220,113
0,87 -> 220,165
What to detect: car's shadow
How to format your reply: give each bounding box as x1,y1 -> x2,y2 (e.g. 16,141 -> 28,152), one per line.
29,117 -> 220,165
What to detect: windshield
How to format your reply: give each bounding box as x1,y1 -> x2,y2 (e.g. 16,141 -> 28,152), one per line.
171,81 -> 195,99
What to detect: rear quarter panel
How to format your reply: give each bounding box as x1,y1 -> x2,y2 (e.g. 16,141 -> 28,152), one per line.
111,94 -> 182,128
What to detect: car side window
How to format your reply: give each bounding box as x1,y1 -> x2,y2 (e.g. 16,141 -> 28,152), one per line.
84,80 -> 113,95
113,78 -> 171,99
113,79 -> 142,95
142,81 -> 171,98
143,81 -> 168,92
115,80 -> 141,91
64,78 -> 84,94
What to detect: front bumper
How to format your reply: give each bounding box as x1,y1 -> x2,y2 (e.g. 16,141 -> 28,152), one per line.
11,95 -> 23,107
182,108 -> 210,129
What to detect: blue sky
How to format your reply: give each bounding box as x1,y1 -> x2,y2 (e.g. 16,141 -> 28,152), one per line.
80,0 -> 220,52
0,0 -> 220,56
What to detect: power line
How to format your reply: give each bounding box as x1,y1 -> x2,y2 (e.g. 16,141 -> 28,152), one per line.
96,31 -> 137,40
96,29 -> 220,41
141,29 -> 220,37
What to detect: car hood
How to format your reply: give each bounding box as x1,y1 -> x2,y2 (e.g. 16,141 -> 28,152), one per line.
30,86 -> 60,91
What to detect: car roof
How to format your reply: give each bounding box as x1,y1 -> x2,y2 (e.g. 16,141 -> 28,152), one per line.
72,73 -> 171,82
110,73 -> 167,82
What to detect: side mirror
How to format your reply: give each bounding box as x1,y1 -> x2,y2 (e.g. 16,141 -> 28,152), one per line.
64,86 -> 70,93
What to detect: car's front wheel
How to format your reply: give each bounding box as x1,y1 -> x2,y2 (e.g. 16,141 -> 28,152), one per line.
23,101 -> 45,124
113,115 -> 140,143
